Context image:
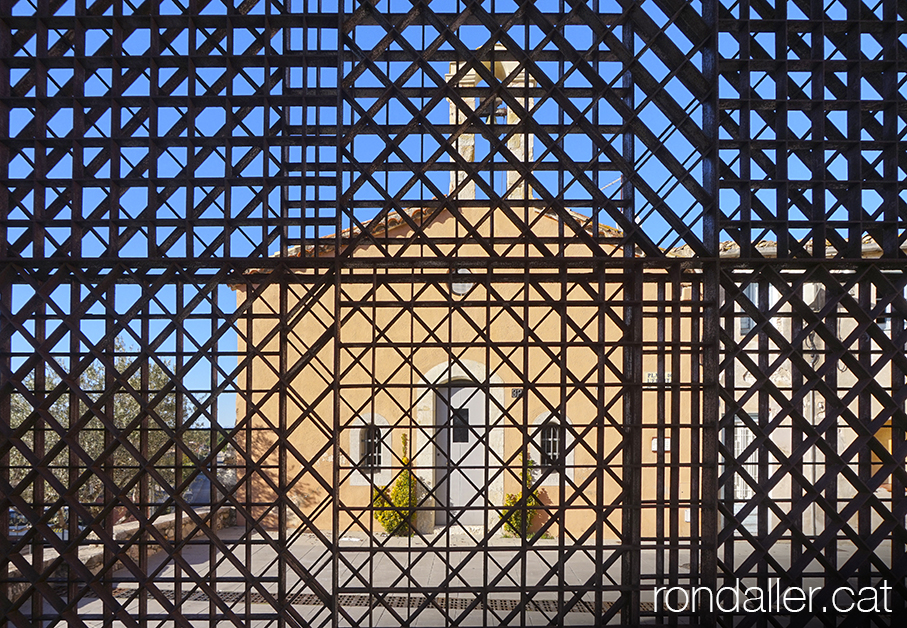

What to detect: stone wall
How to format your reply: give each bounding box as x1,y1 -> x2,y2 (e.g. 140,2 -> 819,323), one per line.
7,507 -> 234,602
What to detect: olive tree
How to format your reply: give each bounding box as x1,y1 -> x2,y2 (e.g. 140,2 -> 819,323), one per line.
8,338 -> 201,528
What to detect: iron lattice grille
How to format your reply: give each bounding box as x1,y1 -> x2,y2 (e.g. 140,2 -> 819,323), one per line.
715,1 -> 907,625
0,1 -> 903,628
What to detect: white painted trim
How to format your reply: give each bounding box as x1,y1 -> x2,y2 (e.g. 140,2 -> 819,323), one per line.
347,413 -> 392,487
414,360 -> 505,533
530,412 -> 576,486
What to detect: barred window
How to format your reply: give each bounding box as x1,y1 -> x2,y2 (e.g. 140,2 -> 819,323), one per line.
540,421 -> 561,471
360,425 -> 382,471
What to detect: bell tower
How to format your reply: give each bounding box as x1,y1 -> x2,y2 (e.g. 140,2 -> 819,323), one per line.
446,44 -> 535,202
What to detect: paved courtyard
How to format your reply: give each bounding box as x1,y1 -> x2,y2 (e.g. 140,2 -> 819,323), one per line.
31,526 -> 864,626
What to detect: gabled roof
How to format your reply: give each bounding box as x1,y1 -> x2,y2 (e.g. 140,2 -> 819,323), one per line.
282,205 -> 623,258
267,205 -> 902,263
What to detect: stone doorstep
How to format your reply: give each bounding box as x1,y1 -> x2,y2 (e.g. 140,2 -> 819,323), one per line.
6,507 -> 234,603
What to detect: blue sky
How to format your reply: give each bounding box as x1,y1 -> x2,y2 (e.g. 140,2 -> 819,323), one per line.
5,0 -> 903,429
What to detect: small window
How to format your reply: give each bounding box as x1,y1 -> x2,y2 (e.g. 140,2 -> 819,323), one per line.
450,269 -> 472,295
532,413 -> 574,485
452,409 -> 469,443
360,425 -> 382,471
540,421 -> 562,470
740,283 -> 757,334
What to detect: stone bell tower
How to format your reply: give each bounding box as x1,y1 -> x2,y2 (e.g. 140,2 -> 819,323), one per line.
446,44 -> 535,201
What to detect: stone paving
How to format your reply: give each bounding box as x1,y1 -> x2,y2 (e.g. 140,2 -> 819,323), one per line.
38,526 -> 875,626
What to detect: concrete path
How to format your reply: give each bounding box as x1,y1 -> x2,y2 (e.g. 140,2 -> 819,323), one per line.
43,526 -> 876,627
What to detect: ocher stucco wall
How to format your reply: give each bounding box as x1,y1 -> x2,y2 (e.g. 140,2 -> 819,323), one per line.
234,206 -> 697,539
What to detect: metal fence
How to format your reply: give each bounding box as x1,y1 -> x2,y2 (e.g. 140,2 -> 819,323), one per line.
0,0 -> 904,626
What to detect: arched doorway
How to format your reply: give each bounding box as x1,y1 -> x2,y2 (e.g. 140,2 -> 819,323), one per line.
434,383 -> 488,526
414,360 -> 505,532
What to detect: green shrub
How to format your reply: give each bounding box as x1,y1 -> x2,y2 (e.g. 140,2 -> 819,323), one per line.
501,455 -> 540,537
372,434 -> 418,536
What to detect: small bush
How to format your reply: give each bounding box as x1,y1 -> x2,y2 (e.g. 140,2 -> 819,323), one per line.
373,434 -> 418,536
501,455 -> 540,537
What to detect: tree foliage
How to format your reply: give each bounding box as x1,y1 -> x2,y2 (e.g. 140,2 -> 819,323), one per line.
8,338 -> 199,525
372,433 -> 418,536
501,454 -> 541,537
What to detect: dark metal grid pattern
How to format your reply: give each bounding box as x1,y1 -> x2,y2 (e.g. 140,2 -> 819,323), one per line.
56,584 -> 660,613
0,0 -> 902,627
712,0 -> 906,626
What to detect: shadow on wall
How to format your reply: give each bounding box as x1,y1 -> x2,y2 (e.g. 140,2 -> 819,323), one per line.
235,427 -> 321,530
534,488 -> 552,534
